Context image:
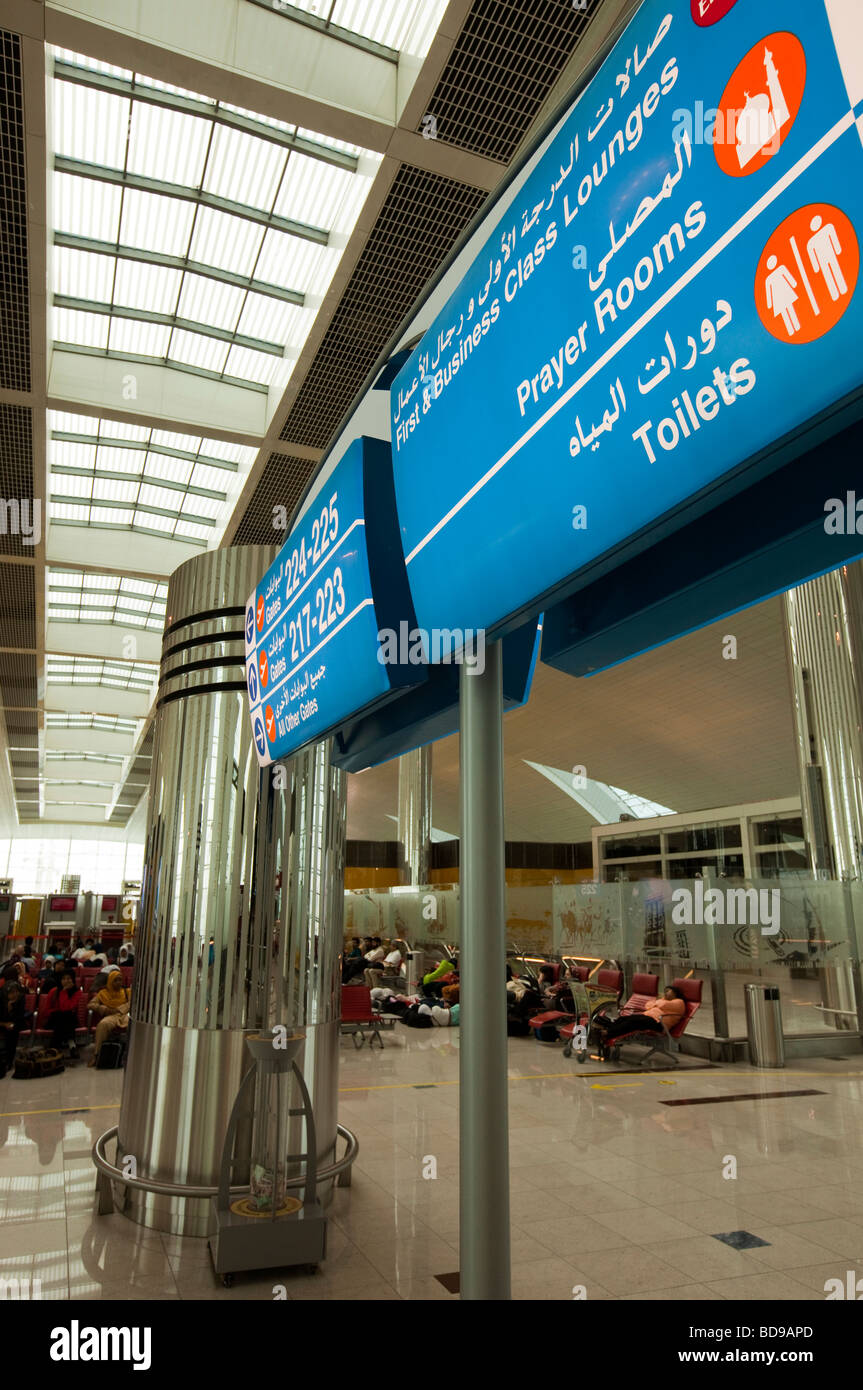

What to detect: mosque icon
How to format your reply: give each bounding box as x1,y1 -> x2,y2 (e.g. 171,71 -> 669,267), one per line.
736,46 -> 790,168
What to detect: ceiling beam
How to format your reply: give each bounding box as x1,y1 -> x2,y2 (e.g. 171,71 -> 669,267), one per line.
53,233 -> 305,306
54,156 -> 330,245
53,58 -> 361,170
53,294 -> 286,357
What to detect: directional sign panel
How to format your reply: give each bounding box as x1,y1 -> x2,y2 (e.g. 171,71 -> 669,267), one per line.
390,0 -> 863,650
244,437 -> 419,766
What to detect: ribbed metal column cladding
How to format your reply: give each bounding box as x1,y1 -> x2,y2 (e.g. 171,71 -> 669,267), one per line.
397,746 -> 432,886
784,561 -> 863,881
117,547 -> 347,1235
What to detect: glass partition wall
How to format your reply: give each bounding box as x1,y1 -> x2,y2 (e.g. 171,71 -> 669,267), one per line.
344,875 -> 863,1047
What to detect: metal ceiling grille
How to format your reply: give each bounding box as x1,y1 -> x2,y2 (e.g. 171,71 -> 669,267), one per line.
0,31 -> 30,392
0,405 -> 35,559
4,709 -> 38,750
0,561 -> 36,649
0,651 -> 37,709
425,0 -> 596,163
107,721 -> 154,825
274,164 -> 486,456
232,452 -> 318,545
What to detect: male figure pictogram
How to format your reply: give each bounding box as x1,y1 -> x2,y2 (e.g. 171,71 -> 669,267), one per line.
807,214 -> 847,301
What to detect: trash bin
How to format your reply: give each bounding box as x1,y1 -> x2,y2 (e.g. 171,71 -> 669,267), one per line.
744,984 -> 785,1068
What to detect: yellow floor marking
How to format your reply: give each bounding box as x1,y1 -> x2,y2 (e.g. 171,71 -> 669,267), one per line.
591,1082 -> 644,1090
0,1103 -> 120,1119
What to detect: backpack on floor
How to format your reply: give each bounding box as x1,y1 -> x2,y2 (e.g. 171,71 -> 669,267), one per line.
97,1040 -> 125,1070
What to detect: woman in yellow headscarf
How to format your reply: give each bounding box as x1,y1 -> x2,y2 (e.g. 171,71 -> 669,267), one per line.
88,969 -> 130,1066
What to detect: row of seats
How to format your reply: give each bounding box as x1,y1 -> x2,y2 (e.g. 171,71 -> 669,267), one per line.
22,966 -> 134,991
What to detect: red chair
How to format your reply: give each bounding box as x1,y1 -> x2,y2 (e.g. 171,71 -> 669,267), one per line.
605,978 -> 702,1065
595,968 -> 623,998
120,967 -> 133,989
340,985 -> 385,1049
620,973 -> 659,1015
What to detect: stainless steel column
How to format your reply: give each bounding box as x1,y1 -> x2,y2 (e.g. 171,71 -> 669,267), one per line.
783,563 -> 863,880
117,546 -> 346,1235
397,746 -> 432,885
459,641 -> 511,1300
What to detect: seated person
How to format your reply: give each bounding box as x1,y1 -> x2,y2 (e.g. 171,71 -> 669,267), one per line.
342,938 -> 364,983
364,942 -> 404,987
88,971 -> 131,1067
364,937 -> 385,964
72,939 -> 96,962
43,970 -> 83,1059
0,979 -> 26,1077
594,985 -> 686,1055
41,958 -> 70,993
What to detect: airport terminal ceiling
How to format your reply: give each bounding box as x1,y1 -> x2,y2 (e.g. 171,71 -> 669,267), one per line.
0,0 -> 798,847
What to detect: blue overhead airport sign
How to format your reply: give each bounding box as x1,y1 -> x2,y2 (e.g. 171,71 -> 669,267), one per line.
244,438 -> 419,766
390,0 -> 863,651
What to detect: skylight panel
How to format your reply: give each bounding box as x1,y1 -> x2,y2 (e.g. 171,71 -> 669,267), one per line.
53,173 -> 122,241
188,207 -> 265,275
92,416 -> 150,442
273,153 -> 351,229
136,512 -> 176,534
143,453 -> 193,486
223,344 -> 282,386
252,228 -> 319,292
51,473 -> 92,499
94,444 -> 144,474
51,438 -> 96,470
91,477 -> 139,505
53,49 -> 131,80
54,246 -> 115,302
54,81 -> 130,166
236,293 -> 302,347
119,189 -> 196,257
203,124 -> 287,209
181,493 -> 222,521
53,307 -> 108,350
107,318 -> 172,359
167,329 -> 229,375
126,101 -> 210,186
174,520 -> 212,542
176,276 -> 245,334
199,438 -> 255,466
50,502 -> 89,522
137,483 -> 182,513
112,260 -> 183,315
189,462 -> 239,492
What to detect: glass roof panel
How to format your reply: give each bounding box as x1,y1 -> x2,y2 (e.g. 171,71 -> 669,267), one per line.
143,454 -> 193,485
54,246 -> 115,302
175,276 -> 244,333
235,294 -> 303,347
272,151 -> 352,228
137,483 -> 183,513
173,520 -> 212,542
53,307 -> 108,350
106,318 -> 173,359
91,478 -> 139,504
187,207 -> 265,275
53,80 -> 129,166
111,260 -> 184,314
52,439 -> 96,470
53,173 -> 122,241
223,344 -> 282,386
126,101 -> 211,185
51,473 -> 92,499
166,328 -> 229,374
119,189 -> 196,257
203,124 -> 287,209
50,502 -> 89,522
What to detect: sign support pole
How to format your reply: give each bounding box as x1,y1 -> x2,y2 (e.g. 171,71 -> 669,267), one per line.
458,639 -> 511,1299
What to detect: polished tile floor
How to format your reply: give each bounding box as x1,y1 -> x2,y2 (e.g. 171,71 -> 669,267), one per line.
2,1033 -> 863,1300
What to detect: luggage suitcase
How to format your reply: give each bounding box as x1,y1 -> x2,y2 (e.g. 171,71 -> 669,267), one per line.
97,1040 -> 125,1069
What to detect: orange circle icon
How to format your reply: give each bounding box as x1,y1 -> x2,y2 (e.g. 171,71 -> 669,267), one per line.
264,704 -> 276,742
755,203 -> 859,345
256,594 -> 265,631
714,32 -> 806,178
258,648 -> 268,688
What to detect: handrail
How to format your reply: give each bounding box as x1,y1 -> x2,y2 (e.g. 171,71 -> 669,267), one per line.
91,1123 -> 359,1199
